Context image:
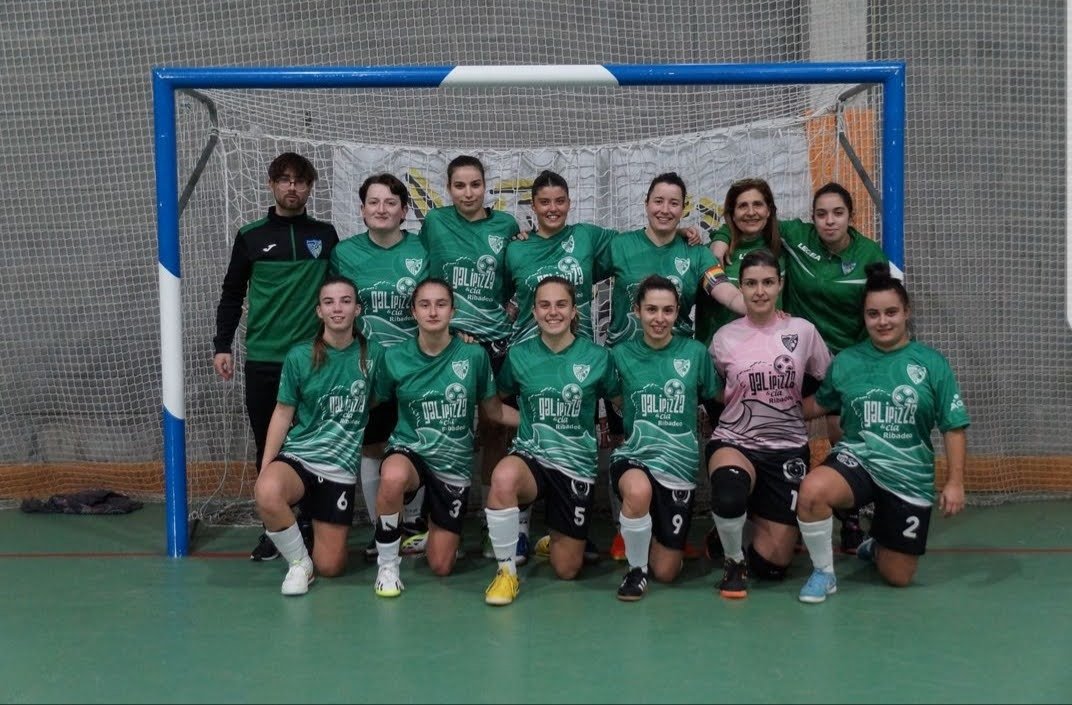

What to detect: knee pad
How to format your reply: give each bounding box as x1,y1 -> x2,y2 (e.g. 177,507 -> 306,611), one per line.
747,543 -> 789,581
709,465 -> 750,518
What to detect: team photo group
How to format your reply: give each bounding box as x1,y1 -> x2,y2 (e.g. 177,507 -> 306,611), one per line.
213,151 -> 970,607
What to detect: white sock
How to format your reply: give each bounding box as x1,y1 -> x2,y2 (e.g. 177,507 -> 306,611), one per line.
798,516 -> 835,574
266,523 -> 309,565
618,512 -> 651,572
713,513 -> 747,563
403,486 -> 425,526
485,506 -> 520,575
360,455 -> 381,524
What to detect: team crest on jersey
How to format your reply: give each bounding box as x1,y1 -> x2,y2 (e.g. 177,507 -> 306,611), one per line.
781,334 -> 798,352
572,364 -> 591,382
673,358 -> 691,377
562,235 -> 575,254
487,235 -> 504,254
782,457 -> 807,483
674,257 -> 690,275
841,260 -> 857,275
452,360 -> 469,379
305,239 -> 323,258
671,489 -> 692,507
405,258 -> 423,276
907,364 -> 927,384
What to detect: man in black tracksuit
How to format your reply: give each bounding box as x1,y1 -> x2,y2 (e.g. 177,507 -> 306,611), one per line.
213,152 -> 339,561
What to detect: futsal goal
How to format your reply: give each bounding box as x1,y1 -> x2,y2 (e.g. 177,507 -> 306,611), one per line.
154,62 -> 905,556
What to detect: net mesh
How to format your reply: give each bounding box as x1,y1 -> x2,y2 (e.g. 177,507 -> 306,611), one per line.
0,1 -> 1067,525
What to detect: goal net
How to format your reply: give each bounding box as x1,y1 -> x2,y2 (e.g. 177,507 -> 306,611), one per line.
166,65 -> 893,537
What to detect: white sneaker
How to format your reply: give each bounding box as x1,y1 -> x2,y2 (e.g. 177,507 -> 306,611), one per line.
281,558 -> 315,596
374,563 -> 405,598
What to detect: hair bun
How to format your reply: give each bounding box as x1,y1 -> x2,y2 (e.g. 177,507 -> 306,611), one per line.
864,261 -> 891,280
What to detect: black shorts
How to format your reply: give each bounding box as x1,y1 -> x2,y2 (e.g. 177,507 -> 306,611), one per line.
480,337 -> 510,376
603,398 -> 624,436
382,446 -> 471,535
821,450 -> 932,556
512,452 -> 594,540
705,439 -> 809,526
609,459 -> 695,551
276,454 -> 356,526
364,400 -> 399,446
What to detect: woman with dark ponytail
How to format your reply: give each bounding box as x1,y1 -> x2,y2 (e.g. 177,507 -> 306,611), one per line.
254,275 -> 384,597
794,262 -> 970,603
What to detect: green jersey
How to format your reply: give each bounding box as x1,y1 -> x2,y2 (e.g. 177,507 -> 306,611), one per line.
418,206 -> 519,343
780,219 -> 888,353
610,336 -> 722,488
498,335 -> 619,482
277,337 -> 383,484
373,336 -> 495,485
605,229 -> 718,346
503,223 -> 615,345
329,230 -> 426,348
816,340 -> 970,505
694,230 -> 786,346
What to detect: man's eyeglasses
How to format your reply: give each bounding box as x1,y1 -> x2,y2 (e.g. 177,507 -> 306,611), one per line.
274,177 -> 310,188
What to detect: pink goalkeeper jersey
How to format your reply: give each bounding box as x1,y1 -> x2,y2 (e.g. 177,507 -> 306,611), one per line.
709,315 -> 832,450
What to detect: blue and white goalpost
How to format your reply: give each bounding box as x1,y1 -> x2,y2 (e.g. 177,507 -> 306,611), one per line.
153,62 -> 905,557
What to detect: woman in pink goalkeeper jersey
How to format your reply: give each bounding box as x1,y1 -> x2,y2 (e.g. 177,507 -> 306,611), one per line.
705,249 -> 832,600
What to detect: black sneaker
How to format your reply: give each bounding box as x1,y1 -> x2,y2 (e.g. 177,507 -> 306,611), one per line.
363,537 -> 378,563
583,538 -> 601,565
840,515 -> 865,554
401,517 -> 428,537
250,532 -> 279,561
718,557 -> 749,599
704,526 -> 723,560
616,566 -> 648,602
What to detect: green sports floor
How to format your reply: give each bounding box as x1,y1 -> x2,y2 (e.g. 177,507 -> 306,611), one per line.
1,501 -> 1069,704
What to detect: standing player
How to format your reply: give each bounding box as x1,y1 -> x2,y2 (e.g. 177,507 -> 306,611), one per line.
483,276 -> 619,606
213,152 -> 338,561
796,262 -> 969,602
369,278 -> 518,597
706,250 -> 831,599
329,172 -> 428,562
695,177 -> 786,347
503,170 -> 616,345
608,276 -> 722,601
254,276 -> 381,595
418,156 -> 524,562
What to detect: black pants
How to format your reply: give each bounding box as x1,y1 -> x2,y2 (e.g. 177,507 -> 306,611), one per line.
244,359 -> 283,473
